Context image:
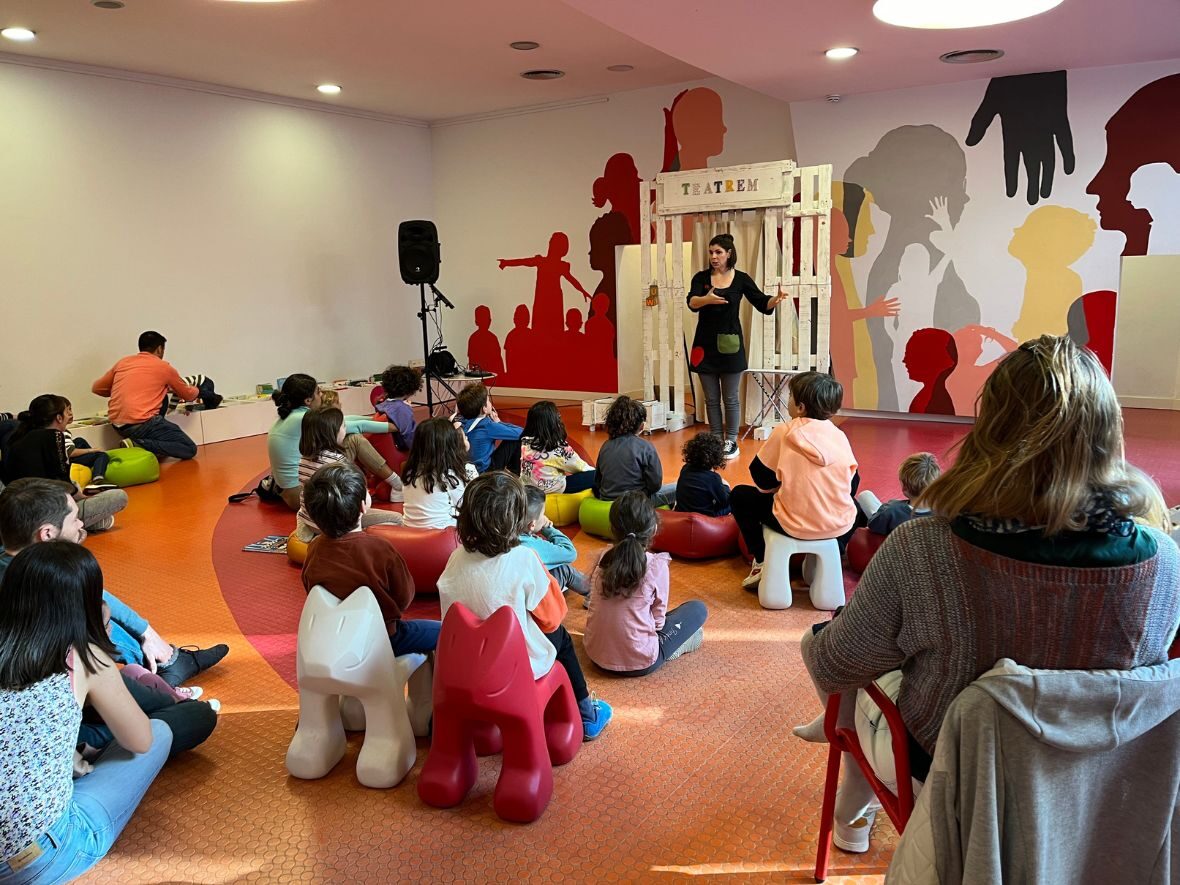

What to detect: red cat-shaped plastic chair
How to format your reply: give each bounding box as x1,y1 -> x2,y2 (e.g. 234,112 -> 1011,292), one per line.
417,603 -> 581,823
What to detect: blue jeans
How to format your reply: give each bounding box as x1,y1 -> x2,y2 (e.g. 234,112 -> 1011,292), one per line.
118,415 -> 197,461
390,619 -> 441,655
70,437 -> 110,479
0,720 -> 172,884
651,482 -> 677,509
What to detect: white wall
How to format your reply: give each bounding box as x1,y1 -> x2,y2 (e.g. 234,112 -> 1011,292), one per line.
430,77 -> 795,396
0,63 -> 434,417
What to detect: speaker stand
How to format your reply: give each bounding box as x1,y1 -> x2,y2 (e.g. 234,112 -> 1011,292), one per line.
417,283 -> 434,413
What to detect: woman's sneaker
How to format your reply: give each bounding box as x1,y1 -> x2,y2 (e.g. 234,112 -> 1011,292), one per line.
742,560 -> 764,590
578,693 -> 613,741
723,439 -> 740,460
833,808 -> 878,853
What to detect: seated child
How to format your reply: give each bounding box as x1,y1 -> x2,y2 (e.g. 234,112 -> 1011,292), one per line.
376,365 -> 424,451
730,372 -> 859,590
674,432 -> 731,517
584,492 -> 707,676
520,400 -> 595,494
437,472 -> 612,740
454,382 -> 522,473
857,452 -> 940,536
592,396 -> 676,507
520,485 -> 588,596
402,417 -> 478,530
301,462 -> 440,655
294,407 -> 402,542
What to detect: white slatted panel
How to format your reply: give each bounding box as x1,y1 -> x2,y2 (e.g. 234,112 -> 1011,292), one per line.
798,169 -> 814,371
640,180 -> 654,402
655,211 -> 670,414
671,219 -> 685,418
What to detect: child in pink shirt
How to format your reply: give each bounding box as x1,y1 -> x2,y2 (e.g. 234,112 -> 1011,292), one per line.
583,492 -> 707,675
729,372 -> 859,591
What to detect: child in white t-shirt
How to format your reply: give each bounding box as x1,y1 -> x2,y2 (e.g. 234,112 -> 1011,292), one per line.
401,418 -> 478,530
437,471 -> 612,741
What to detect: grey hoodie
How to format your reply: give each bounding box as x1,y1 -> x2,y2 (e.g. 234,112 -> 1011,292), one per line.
889,658 -> 1180,885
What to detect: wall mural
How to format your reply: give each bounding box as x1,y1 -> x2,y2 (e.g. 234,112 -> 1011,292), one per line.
830,68 -> 1180,416
466,87 -> 727,393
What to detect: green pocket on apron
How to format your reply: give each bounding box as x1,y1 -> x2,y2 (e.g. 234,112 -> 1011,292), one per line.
717,333 -> 741,355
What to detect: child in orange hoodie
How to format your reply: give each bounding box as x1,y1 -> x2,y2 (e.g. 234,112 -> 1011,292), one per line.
730,372 -> 859,590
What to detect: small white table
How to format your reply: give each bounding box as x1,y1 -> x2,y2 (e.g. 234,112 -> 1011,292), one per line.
741,368 -> 801,440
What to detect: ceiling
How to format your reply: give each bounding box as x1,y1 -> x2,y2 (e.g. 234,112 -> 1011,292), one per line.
561,0 -> 1180,104
1,0 -> 1177,123
0,0 -> 706,122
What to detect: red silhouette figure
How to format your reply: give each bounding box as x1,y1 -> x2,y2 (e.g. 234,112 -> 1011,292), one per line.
1066,290 -> 1117,375
416,604 -> 581,823
592,153 -> 640,244
502,304 -> 534,387
587,152 -> 640,375
1087,73 -> 1180,257
498,233 -> 592,336
467,305 -> 505,380
661,87 -> 727,173
564,308 -> 590,372
904,328 -> 958,416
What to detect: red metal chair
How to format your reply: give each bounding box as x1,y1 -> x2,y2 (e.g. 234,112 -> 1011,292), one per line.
814,681 -> 915,883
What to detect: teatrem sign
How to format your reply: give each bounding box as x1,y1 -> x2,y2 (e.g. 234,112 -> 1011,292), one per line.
655,160 -> 796,215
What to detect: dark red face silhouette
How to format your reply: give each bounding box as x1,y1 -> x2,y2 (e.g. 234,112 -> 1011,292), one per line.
547,232 -> 569,258
513,304 -> 530,329
904,328 -> 958,383
474,305 -> 492,330
1086,73 -> 1180,257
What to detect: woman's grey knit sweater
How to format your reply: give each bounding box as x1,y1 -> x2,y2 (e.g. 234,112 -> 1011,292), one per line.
807,516 -> 1180,753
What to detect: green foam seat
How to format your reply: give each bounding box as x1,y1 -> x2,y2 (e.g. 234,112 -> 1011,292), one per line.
104,447 -> 161,487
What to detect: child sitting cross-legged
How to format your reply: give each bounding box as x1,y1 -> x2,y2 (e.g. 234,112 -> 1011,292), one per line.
294,407 -> 402,542
401,417 -> 479,530
856,452 -> 940,537
592,396 -> 676,507
674,432 -> 731,517
520,485 -> 588,597
583,492 -> 707,675
301,462 -> 440,655
437,471 -> 612,741
454,382 -> 523,473
520,400 -> 595,494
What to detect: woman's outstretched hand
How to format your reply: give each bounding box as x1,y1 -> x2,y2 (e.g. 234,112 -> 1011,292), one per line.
768,289 -> 789,310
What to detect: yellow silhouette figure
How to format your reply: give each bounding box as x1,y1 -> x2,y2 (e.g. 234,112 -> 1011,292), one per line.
832,181 -> 884,409
1009,206 -> 1096,341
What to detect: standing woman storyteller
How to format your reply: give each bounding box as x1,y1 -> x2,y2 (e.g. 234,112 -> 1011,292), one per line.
687,233 -> 786,458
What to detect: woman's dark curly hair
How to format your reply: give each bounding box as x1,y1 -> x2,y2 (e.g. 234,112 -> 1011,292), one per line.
381,365 -> 423,400
604,396 -> 646,439
456,471 -> 528,558
682,431 -> 726,471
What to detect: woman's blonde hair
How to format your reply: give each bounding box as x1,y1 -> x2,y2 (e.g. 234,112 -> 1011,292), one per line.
920,335 -> 1167,534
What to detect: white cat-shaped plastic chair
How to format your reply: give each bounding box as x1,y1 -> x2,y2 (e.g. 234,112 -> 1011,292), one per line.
286,585 -> 433,789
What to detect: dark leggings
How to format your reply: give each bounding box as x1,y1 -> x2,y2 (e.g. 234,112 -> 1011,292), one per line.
698,372 -> 742,442
563,470 -> 596,493
730,473 -> 861,561
609,600 -> 709,677
80,675 -> 218,759
545,625 -> 588,702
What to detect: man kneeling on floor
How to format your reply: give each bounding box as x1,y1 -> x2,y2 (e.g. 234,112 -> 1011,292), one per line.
0,478 -> 227,756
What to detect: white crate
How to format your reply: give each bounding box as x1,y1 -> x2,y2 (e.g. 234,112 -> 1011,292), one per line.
640,400 -> 666,432
583,396 -> 617,430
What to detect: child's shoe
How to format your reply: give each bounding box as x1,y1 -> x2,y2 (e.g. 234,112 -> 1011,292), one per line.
578,693 -> 612,741
84,476 -> 118,495
742,560 -> 763,591
665,627 -> 703,662
175,685 -> 204,701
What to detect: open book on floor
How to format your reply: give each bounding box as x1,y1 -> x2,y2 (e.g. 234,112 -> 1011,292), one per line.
243,535 -> 288,554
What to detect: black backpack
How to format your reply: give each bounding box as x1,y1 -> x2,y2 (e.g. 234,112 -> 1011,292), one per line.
227,474 -> 285,504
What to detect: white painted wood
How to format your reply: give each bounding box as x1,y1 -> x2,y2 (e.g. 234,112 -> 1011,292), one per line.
640,179 -> 654,403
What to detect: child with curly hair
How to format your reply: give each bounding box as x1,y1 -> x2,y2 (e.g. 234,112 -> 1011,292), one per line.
674,432 -> 731,517
376,365 -> 424,451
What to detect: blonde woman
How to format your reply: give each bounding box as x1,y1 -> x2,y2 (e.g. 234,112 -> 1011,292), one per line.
800,335 -> 1179,854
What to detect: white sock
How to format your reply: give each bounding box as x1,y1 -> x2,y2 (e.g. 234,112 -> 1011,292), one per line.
385,473 -> 403,490
792,712 -> 828,743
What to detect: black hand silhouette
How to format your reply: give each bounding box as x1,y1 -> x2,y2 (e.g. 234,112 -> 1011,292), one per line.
966,70 -> 1075,205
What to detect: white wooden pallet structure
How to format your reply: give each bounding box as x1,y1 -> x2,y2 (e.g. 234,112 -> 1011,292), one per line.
636,160 -> 832,437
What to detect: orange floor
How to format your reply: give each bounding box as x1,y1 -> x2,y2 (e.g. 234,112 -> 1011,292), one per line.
75,405 -> 1180,884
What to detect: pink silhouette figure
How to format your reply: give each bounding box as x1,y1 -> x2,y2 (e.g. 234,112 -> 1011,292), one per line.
946,324 -> 1018,416
499,232 -> 592,336
661,87 -> 727,173
904,328 -> 958,416
467,305 -> 505,379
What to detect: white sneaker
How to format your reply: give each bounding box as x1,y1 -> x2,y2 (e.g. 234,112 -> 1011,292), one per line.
92,516 -> 115,532
207,699 -> 221,714
741,560 -> 764,589
176,685 -> 204,701
120,439 -> 137,448
833,808 -> 877,853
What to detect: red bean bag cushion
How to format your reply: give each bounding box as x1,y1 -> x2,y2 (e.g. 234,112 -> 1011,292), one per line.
845,528 -> 886,574
370,387 -> 387,408
651,510 -> 740,560
367,523 -> 459,595
365,413 -> 407,503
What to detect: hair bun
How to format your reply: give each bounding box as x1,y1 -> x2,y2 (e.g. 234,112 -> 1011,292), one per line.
16,410 -> 31,424
271,391 -> 287,406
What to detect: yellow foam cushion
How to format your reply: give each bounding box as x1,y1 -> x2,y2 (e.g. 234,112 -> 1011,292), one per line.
544,488 -> 593,527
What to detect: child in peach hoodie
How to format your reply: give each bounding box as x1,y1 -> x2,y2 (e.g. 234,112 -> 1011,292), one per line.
729,371 -> 859,590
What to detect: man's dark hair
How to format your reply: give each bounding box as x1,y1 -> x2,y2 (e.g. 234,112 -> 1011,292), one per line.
788,372 -> 844,421
302,462 -> 368,539
455,382 -> 489,420
138,330 -> 167,352
0,478 -> 74,552
604,396 -> 646,439
381,365 -> 423,400
456,472 -> 527,557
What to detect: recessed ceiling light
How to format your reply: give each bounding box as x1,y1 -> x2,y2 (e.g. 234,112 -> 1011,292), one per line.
510,41 -> 539,51
825,47 -> 858,60
520,69 -> 565,81
1,27 -> 36,41
873,0 -> 1064,29
92,0 -> 125,8
940,48 -> 1005,64
316,84 -> 342,95
606,64 -> 634,72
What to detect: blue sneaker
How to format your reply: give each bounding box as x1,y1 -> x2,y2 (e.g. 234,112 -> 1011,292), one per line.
579,693 -> 612,742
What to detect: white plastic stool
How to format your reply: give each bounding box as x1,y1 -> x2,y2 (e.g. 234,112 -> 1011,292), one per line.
758,528 -> 845,611
286,586 -> 433,789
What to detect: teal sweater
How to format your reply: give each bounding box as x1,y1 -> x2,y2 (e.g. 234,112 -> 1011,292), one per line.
518,526 -> 577,569
266,406 -> 389,489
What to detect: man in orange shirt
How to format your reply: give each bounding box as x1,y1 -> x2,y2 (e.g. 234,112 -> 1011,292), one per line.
92,331 -> 213,460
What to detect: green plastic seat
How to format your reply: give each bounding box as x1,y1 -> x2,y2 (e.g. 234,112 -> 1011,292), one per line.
104,447 -> 161,487
577,496 -> 614,539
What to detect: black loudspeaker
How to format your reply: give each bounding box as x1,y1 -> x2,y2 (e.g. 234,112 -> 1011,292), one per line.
398,220 -> 441,284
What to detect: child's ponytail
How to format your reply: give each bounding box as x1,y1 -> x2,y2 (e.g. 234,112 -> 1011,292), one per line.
599,491 -> 659,598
